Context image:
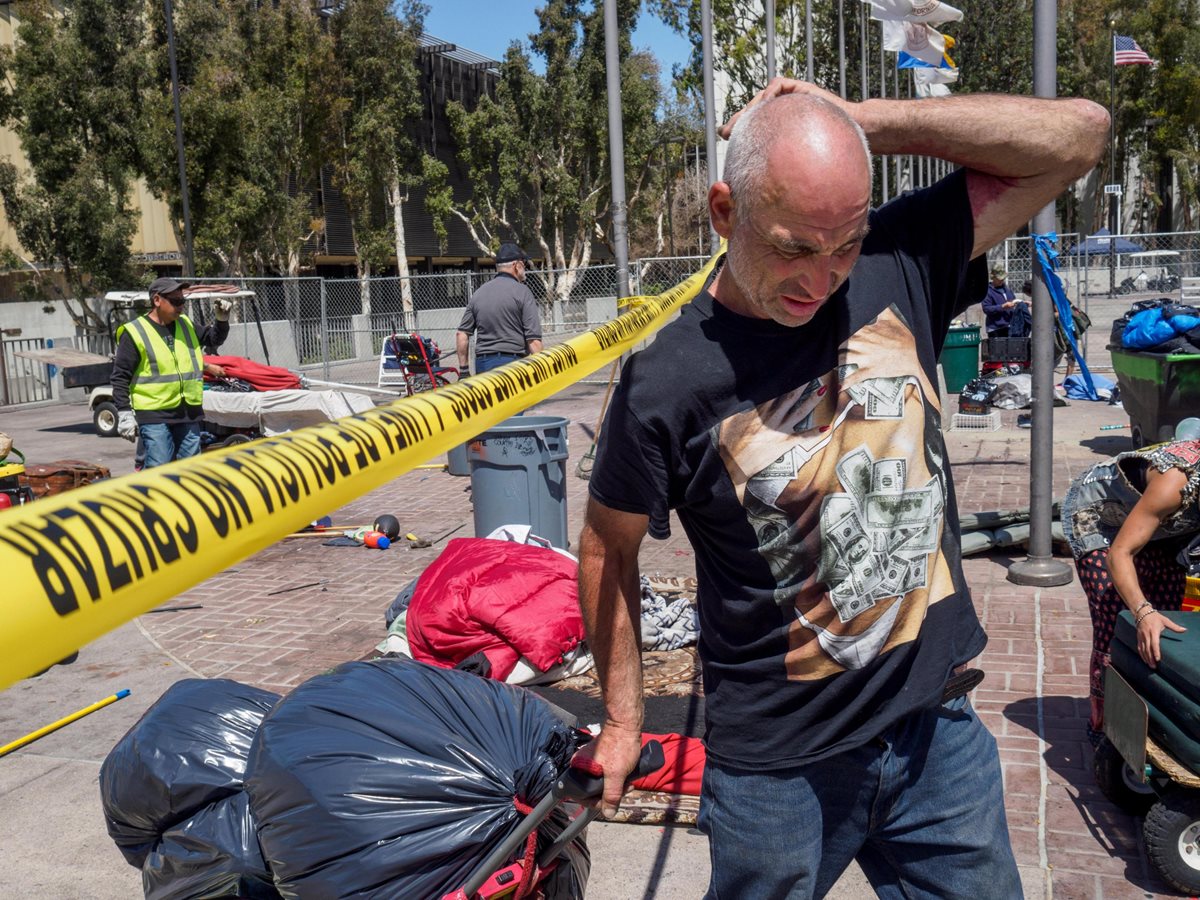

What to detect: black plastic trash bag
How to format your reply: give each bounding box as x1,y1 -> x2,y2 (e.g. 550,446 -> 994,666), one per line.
535,805 -> 591,899
142,791 -> 281,900
100,679 -> 280,867
245,658 -> 583,899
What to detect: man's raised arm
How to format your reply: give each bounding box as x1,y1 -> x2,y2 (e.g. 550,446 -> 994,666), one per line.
722,81 -> 1109,259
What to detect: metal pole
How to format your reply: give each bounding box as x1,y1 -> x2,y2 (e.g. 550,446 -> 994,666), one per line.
603,0 -> 631,298
319,279 -> 330,381
838,0 -> 847,99
859,1 -> 868,102
701,0 -> 720,253
765,0 -> 776,81
164,0 -> 195,278
805,0 -> 814,82
1009,0 -> 1072,587
1108,26 -> 1117,295
879,24 -> 888,200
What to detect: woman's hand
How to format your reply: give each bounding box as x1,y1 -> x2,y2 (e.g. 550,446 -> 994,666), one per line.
1136,610 -> 1187,668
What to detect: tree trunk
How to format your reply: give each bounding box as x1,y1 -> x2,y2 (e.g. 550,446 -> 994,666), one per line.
389,177 -> 414,330
360,260 -> 372,319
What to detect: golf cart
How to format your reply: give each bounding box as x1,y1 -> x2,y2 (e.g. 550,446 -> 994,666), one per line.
13,288 -> 262,437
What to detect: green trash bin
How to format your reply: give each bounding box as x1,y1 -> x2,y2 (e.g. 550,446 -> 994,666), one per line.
939,325 -> 981,394
1110,347 -> 1200,448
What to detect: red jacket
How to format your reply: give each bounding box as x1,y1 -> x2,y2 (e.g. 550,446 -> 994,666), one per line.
407,538 -> 584,681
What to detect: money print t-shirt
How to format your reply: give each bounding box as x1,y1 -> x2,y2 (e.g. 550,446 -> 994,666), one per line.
589,171 -> 988,769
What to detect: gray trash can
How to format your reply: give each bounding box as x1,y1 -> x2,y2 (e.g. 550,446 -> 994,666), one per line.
468,415 -> 570,548
446,441 -> 471,476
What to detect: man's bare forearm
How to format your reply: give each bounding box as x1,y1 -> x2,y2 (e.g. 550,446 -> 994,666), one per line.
856,95 -> 1108,183
578,522 -> 645,733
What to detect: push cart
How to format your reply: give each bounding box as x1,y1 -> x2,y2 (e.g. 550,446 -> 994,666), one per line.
1109,346 -> 1200,448
445,739 -> 665,900
1096,611 -> 1200,893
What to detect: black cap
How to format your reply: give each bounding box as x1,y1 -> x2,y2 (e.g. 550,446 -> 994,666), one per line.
148,276 -> 186,297
495,242 -> 530,264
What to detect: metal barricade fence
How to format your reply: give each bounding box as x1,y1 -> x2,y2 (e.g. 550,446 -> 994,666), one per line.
81,238 -> 1198,390
996,230 -> 1200,369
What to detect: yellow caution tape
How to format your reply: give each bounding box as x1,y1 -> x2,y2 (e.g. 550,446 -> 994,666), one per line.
0,253 -> 722,689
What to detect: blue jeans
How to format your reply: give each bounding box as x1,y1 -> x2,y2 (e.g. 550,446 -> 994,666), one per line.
474,352 -> 522,373
697,696 -> 1021,899
140,421 -> 202,469
475,353 -> 526,414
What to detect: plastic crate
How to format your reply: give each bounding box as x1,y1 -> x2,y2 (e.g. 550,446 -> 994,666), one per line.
1185,576 -> 1200,612
951,411 -> 1001,431
985,336 -> 1030,363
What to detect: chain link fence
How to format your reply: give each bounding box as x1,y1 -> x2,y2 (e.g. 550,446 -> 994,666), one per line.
16,235 -> 1191,404
190,235 -> 1200,386
989,230 -> 1200,369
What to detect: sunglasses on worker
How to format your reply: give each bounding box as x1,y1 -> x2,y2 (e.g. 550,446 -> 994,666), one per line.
157,291 -> 186,307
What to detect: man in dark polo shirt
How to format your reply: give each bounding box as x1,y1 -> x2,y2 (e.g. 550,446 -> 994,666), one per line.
456,242 -> 543,374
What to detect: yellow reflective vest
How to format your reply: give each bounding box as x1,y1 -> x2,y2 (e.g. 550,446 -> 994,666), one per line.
120,314 -> 205,411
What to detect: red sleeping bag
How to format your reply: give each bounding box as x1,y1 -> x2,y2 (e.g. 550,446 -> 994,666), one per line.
406,538 -> 584,681
631,732 -> 705,796
203,355 -> 302,391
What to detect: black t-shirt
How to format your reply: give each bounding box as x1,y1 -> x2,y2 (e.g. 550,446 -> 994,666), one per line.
589,171 -> 988,769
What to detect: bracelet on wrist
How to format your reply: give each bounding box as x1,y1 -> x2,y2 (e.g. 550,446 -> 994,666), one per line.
1133,601 -> 1154,616
1135,608 -> 1157,626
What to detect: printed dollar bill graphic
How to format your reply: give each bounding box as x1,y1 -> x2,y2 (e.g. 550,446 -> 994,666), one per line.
817,443 -> 943,623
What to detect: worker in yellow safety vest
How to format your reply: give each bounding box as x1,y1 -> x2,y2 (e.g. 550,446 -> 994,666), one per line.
110,277 -> 231,468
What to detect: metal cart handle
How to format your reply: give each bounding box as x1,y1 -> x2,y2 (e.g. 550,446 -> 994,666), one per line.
454,739 -> 666,899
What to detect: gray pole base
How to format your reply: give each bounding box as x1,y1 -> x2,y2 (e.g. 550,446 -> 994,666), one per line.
1007,556 -> 1074,587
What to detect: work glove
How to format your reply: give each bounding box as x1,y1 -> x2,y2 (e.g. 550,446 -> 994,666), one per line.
214,298 -> 232,322
117,410 -> 138,442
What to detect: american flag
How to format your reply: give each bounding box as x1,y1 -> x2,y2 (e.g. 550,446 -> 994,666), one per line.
1114,35 -> 1156,66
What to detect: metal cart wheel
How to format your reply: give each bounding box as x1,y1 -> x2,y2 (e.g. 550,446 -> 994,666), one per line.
1143,786 -> 1200,894
1094,737 -> 1157,815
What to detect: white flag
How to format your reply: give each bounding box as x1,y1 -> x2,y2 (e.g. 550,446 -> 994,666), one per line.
881,19 -> 947,66
912,64 -> 959,85
914,80 -> 952,98
867,0 -> 963,25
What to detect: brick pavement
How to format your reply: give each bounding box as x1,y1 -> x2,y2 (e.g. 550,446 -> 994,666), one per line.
7,378 -> 1183,896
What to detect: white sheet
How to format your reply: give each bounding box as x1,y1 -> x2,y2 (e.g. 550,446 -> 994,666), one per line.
203,389 -> 375,435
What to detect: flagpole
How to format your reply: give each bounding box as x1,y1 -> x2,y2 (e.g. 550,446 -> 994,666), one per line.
1008,0 -> 1072,589
1109,22 -> 1117,294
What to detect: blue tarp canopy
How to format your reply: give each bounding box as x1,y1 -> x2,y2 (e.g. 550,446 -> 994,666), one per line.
1066,227 -> 1145,257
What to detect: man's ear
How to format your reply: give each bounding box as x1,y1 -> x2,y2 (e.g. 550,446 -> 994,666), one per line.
709,181 -> 736,240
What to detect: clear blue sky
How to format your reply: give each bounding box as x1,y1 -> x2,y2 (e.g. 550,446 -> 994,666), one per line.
422,0 -> 695,85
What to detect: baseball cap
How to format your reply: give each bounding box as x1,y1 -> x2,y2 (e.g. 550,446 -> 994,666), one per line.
148,276 -> 186,298
495,242 -> 530,265
990,264 -> 1006,278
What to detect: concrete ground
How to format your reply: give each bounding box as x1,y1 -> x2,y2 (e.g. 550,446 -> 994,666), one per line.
0,364 -> 1185,898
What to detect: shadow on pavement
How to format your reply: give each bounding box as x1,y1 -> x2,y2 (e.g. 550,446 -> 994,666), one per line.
1004,695 -> 1168,895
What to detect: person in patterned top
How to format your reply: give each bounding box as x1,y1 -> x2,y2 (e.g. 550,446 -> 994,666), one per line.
1063,439 -> 1200,744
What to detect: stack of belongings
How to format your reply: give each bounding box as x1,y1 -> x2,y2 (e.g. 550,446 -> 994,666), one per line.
380,536 -> 594,685
100,661 -> 592,899
202,357 -> 302,392
99,680 -> 281,900
1113,299 -> 1200,354
1109,610 -> 1200,773
21,459 -> 110,498
958,377 -> 996,414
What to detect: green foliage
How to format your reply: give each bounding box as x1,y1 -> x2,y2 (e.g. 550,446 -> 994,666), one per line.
445,0 -> 666,287
326,0 -> 448,274
140,0 -> 339,276
0,0 -> 142,325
